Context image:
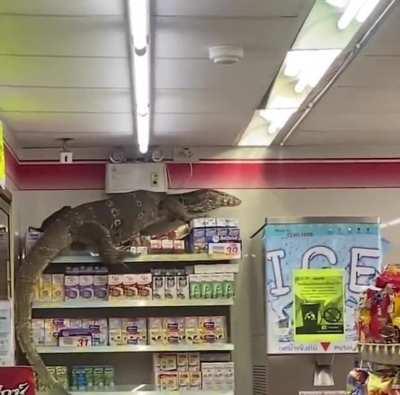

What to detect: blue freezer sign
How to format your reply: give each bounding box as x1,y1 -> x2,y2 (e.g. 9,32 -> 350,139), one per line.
265,222 -> 381,354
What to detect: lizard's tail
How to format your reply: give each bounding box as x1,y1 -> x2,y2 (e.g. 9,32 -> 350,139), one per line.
15,219 -> 73,395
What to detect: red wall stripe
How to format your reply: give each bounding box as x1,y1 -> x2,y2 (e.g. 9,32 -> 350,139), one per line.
6,147 -> 400,190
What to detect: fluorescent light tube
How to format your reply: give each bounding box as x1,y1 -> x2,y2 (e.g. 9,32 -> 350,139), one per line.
326,0 -> 348,7
337,0 -> 365,29
356,0 -> 380,22
259,108 -> 296,135
128,0 -> 151,154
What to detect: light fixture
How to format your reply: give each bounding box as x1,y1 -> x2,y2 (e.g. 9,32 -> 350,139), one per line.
127,0 -> 151,154
284,50 -> 341,94
259,108 -> 296,135
326,0 -> 383,30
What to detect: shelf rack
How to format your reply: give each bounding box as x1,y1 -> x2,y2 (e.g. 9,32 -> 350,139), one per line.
358,343 -> 400,365
39,390 -> 234,395
52,253 -> 238,264
37,344 -> 235,354
33,298 -> 234,309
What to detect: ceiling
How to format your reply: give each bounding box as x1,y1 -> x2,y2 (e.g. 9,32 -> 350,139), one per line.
0,0 -> 398,157
0,0 -> 313,150
285,2 -> 400,147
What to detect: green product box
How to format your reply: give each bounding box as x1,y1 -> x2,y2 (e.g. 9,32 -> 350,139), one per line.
84,367 -> 94,390
104,366 -> 115,388
93,366 -> 105,389
189,275 -> 202,299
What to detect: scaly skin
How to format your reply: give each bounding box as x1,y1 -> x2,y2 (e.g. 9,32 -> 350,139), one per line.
15,189 -> 240,395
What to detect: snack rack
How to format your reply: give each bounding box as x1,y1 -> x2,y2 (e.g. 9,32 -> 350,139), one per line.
31,251 -> 239,395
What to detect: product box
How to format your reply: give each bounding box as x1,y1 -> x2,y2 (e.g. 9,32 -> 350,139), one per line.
159,372 -> 178,391
123,274 -> 137,298
190,218 -> 207,229
122,318 -> 147,345
164,273 -> 177,299
176,271 -> 189,300
189,371 -> 202,390
199,316 -> 226,344
178,372 -> 190,390
93,267 -> 108,300
150,240 -> 162,254
136,273 -> 152,299
159,353 -> 177,371
136,246 -> 148,255
188,352 -> 200,371
189,274 -> 202,299
177,353 -> 188,372
164,317 -> 185,344
216,218 -> 240,228
216,227 -> 241,242
189,228 -> 207,253
69,319 -> 82,329
104,366 -> 115,388
44,318 -> 70,346
82,319 -> 108,346
32,319 -> 45,345
152,271 -> 164,300
39,274 -> 52,302
161,239 -> 173,253
51,274 -> 65,302
149,317 -> 165,345
173,240 -> 185,253
58,328 -> 92,348
184,317 -> 200,345
205,227 -> 219,243
108,318 -> 124,346
65,270 -> 80,301
200,274 -> 213,299
201,362 -> 235,391
79,273 -> 94,300
109,275 -> 124,300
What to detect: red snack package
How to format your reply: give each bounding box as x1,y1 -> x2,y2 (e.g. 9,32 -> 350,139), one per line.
0,366 -> 36,395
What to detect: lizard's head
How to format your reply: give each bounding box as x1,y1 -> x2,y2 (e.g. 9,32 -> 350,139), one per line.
179,189 -> 241,214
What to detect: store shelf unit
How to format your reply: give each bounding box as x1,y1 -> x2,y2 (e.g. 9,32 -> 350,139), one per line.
37,344 -> 235,354
358,343 -> 400,365
39,390 -> 233,395
52,253 -> 238,264
33,298 -> 234,309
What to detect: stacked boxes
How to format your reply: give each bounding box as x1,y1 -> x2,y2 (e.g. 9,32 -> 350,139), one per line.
148,316 -> 226,345
189,273 -> 235,299
71,366 -> 114,391
153,353 -> 234,391
189,217 -> 241,254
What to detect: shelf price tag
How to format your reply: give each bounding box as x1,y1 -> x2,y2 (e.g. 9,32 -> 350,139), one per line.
208,242 -> 241,259
59,335 -> 92,348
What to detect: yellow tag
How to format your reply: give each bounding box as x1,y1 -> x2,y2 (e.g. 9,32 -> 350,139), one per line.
0,122 -> 5,188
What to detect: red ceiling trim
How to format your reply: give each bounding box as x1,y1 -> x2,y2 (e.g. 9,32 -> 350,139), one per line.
6,146 -> 400,190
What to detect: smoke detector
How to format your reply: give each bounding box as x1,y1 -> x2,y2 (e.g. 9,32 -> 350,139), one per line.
209,45 -> 244,65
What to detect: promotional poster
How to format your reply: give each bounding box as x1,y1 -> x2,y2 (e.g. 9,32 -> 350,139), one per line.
265,219 -> 381,354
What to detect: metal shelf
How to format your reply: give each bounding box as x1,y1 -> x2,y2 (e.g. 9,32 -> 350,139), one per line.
52,253 -> 238,264
40,390 -> 233,395
33,298 -> 234,309
359,343 -> 400,365
37,343 -> 234,354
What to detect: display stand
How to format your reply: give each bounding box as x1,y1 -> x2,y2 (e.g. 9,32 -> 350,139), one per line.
32,252 -> 238,394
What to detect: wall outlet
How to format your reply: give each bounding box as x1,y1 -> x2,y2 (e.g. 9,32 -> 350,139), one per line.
60,151 -> 73,163
151,172 -> 159,187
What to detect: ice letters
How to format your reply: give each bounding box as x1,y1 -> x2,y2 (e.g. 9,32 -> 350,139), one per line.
265,222 -> 381,353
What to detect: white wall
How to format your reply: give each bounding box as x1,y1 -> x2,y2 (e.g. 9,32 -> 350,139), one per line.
13,188 -> 400,394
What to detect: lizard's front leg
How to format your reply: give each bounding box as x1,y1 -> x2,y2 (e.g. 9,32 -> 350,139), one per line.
74,222 -> 129,265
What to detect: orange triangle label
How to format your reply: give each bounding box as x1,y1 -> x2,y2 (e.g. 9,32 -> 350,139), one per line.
320,342 -> 331,351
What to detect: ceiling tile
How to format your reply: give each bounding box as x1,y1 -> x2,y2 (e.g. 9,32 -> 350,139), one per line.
0,56 -> 130,88
0,15 -> 127,57
154,16 -> 300,58
0,87 -> 131,112
154,0 -> 311,17
3,112 -> 133,133
0,0 -> 124,15
336,55 -> 400,87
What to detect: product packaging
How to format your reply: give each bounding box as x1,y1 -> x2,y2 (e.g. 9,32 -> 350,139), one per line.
189,274 -> 202,299
149,317 -> 165,345
199,316 -> 226,344
79,268 -> 94,300
159,372 -> 179,391
123,274 -> 138,298
189,371 -> 202,390
136,273 -> 152,299
45,318 -> 70,346
82,319 -> 108,346
188,352 -> 200,372
164,271 -> 177,299
185,317 -> 200,345
176,270 -> 189,300
64,267 -> 80,301
109,275 -> 124,300
164,317 -> 185,344
40,274 -> 52,302
93,266 -> 108,300
108,318 -> 124,346
122,318 -> 147,345
177,353 -> 188,372
51,274 -> 65,302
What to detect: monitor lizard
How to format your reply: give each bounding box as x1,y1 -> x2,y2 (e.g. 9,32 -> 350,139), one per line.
15,189 -> 241,395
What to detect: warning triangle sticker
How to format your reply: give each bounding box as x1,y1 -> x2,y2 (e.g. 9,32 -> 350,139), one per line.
320,342 -> 331,351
